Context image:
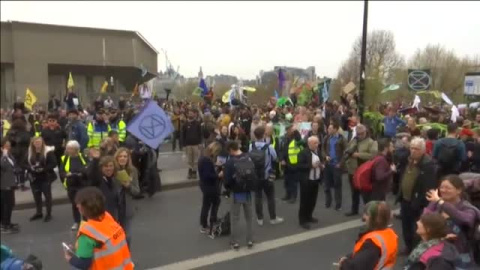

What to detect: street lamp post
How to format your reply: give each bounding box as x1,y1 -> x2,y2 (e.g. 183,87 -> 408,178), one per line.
358,0 -> 368,123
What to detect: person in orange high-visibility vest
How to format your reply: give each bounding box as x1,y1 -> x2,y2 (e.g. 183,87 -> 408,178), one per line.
64,187 -> 134,270
337,201 -> 398,270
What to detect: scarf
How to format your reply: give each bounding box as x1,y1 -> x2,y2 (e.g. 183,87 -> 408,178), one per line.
404,239 -> 441,269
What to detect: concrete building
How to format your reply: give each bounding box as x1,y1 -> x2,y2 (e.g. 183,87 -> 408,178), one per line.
0,21 -> 158,109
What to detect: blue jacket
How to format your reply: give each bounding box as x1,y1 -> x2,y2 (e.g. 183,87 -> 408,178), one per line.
68,120 -> 88,151
383,116 -> 406,138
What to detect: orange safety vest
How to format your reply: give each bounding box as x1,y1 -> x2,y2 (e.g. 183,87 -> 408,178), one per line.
352,228 -> 398,270
77,212 -> 134,270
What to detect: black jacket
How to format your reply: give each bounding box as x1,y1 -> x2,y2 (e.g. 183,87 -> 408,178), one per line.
182,120 -> 202,146
41,128 -> 67,149
397,155 -> 437,211
198,156 -> 221,195
28,150 -> 57,183
297,148 -> 323,181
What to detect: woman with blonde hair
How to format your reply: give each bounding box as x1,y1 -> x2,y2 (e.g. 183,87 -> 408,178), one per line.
198,142 -> 223,235
113,147 -> 141,245
27,136 -> 57,222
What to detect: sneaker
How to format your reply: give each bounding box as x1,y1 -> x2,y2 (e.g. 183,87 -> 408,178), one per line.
1,226 -> 19,234
270,217 -> 284,225
30,213 -> 43,221
71,223 -> 79,231
43,215 -> 52,222
257,219 -> 264,226
231,242 -> 240,250
200,227 -> 209,234
247,241 -> 254,249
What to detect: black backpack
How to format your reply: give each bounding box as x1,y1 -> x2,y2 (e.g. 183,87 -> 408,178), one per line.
249,143 -> 270,180
437,142 -> 458,166
232,154 -> 257,191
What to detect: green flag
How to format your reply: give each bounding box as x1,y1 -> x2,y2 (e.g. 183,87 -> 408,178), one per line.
192,87 -> 203,96
381,84 -> 400,93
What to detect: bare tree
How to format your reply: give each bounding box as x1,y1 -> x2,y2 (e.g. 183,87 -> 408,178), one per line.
409,44 -> 480,102
336,30 -> 405,105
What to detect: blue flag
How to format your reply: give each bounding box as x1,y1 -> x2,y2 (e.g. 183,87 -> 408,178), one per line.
274,90 -> 279,99
126,100 -> 174,149
199,78 -> 209,96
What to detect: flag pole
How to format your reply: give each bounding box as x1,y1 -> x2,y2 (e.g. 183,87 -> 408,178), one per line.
358,0 -> 368,123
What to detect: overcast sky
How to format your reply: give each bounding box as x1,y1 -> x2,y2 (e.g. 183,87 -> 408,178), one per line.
1,1 -> 479,79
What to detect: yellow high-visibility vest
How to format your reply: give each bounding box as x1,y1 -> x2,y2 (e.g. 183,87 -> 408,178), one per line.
61,153 -> 87,188
288,140 -> 302,164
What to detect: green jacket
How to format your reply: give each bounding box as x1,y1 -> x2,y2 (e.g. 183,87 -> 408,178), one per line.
344,137 -> 378,175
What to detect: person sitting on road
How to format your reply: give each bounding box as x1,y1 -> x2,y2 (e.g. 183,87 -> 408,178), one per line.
404,213 -> 458,270
338,201 -> 398,270
64,187 -> 134,270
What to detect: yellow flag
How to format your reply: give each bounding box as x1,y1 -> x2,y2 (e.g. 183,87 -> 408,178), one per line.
24,88 -> 37,110
100,81 -> 108,93
67,72 -> 75,89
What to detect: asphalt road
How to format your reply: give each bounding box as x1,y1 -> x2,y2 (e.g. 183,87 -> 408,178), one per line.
3,178 -> 409,270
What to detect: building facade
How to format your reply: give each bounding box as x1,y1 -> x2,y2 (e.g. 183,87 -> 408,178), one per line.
0,21 -> 158,109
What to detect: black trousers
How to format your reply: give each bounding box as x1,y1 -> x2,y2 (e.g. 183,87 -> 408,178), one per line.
400,199 -> 422,252
347,174 -> 361,213
299,179 -> 320,224
324,164 -> 342,208
200,192 -> 220,229
0,189 -> 15,226
68,189 -> 81,223
31,180 -> 52,215
255,180 -> 276,220
285,171 -> 299,200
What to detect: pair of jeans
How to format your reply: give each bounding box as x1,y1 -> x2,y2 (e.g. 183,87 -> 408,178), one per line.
230,194 -> 253,244
200,192 -> 220,229
347,174 -> 361,213
324,164 -> 342,208
254,180 -> 276,220
31,180 -> 52,215
299,179 -> 319,224
67,189 -> 81,223
284,171 -> 299,200
0,189 -> 15,226
400,199 -> 422,252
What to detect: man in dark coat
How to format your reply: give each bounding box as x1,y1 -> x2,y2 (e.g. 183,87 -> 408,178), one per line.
397,137 -> 437,254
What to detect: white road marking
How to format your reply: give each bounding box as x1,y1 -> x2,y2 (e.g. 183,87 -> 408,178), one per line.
149,218 -> 364,270
157,151 -> 183,156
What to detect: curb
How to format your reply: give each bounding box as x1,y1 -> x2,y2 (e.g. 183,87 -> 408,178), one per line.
14,180 -> 199,211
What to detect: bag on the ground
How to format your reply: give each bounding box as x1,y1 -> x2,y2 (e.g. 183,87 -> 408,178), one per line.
437,142 -> 458,166
210,212 -> 231,238
233,155 -> 257,191
353,156 -> 382,192
249,143 -> 269,180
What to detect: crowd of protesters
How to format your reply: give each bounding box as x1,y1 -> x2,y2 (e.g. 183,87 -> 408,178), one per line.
1,89 -> 480,269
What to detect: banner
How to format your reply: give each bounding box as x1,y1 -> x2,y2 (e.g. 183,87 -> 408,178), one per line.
126,100 -> 174,149
24,88 -> 37,110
